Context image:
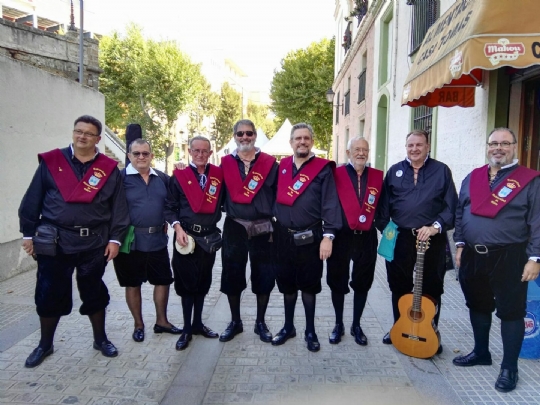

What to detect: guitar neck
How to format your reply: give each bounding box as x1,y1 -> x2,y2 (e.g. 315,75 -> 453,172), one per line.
412,251 -> 425,312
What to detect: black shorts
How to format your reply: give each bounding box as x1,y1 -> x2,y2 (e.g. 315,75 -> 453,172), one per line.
172,236 -> 216,297
113,248 -> 173,287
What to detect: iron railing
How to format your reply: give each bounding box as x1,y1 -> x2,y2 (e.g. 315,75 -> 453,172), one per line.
409,0 -> 439,56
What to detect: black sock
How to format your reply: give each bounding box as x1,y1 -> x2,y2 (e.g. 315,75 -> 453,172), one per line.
302,292 -> 316,334
283,292 -> 298,330
227,295 -> 241,322
470,310 -> 492,356
256,294 -> 270,323
88,309 -> 107,344
501,319 -> 524,372
192,294 -> 205,330
352,291 -> 368,327
391,293 -> 401,324
434,298 -> 442,326
181,295 -> 195,334
38,316 -> 60,350
331,291 -> 345,326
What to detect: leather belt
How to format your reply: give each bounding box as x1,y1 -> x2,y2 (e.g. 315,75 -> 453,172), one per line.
134,225 -> 163,234
181,222 -> 215,234
286,221 -> 322,233
42,218 -> 101,237
467,243 -> 508,255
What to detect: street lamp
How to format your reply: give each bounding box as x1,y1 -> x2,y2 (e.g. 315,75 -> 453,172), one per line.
325,88 -> 343,107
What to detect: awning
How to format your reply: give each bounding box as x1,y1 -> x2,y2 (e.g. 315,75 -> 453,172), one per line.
402,0 -> 540,108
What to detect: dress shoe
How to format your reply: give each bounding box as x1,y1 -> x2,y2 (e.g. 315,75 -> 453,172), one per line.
254,322 -> 273,343
305,332 -> 321,352
350,325 -> 368,346
25,346 -> 54,368
132,328 -> 144,342
93,340 -> 118,357
192,325 -> 219,339
153,324 -> 182,334
271,327 -> 297,346
382,332 -> 392,345
219,321 -> 244,342
495,368 -> 518,393
175,333 -> 192,351
329,323 -> 344,344
452,351 -> 492,367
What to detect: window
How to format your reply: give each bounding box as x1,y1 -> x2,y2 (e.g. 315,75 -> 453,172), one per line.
357,69 -> 366,103
412,106 -> 433,142
409,0 -> 439,56
342,22 -> 352,54
344,77 -> 351,116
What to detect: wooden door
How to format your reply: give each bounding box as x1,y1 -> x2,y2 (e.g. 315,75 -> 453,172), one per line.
521,79 -> 540,170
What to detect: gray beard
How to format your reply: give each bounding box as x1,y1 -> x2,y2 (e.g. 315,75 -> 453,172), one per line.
237,143 -> 255,153
295,151 -> 309,158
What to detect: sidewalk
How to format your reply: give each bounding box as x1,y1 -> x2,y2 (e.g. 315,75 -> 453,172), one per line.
1,233 -> 539,405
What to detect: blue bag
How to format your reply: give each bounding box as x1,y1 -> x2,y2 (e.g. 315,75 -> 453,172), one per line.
378,220 -> 399,262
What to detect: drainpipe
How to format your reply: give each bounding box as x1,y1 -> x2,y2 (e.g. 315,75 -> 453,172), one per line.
79,0 -> 84,85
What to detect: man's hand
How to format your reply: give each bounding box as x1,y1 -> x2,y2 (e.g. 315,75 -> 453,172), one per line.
175,225 -> 188,247
416,225 -> 438,242
174,161 -> 187,171
521,260 -> 540,282
104,242 -> 120,262
22,239 -> 34,256
320,237 -> 333,260
455,247 -> 463,268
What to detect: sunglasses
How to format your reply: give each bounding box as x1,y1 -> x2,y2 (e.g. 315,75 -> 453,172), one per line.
235,131 -> 255,137
131,151 -> 151,157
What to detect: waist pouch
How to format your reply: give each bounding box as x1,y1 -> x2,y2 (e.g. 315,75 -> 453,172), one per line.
32,224 -> 59,256
293,230 -> 314,246
233,218 -> 273,239
192,231 -> 223,254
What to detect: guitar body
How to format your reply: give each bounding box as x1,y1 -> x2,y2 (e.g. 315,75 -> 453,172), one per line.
390,293 -> 441,359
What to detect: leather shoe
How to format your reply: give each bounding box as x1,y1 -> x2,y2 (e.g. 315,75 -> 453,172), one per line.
254,322 -> 273,343
382,332 -> 392,345
452,351 -> 492,367
219,321 -> 243,342
350,325 -> 368,346
192,325 -> 219,339
495,368 -> 518,393
132,328 -> 144,342
305,332 -> 320,352
25,346 -> 54,368
271,327 -> 297,346
175,333 -> 192,351
153,324 -> 182,334
329,323 -> 344,344
93,340 -> 118,357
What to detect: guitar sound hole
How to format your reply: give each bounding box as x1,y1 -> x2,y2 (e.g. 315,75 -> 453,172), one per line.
408,309 -> 424,322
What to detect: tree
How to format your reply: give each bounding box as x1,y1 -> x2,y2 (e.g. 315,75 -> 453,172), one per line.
187,81 -> 220,137
99,24 -> 205,172
213,82 -> 242,150
270,37 -> 335,151
247,102 -> 276,138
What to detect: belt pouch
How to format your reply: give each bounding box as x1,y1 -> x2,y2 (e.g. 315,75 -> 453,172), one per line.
233,218 -> 273,239
32,224 -> 58,256
293,230 -> 314,246
192,231 -> 223,254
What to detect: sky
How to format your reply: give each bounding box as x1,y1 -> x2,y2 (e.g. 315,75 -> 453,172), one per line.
78,0 -> 336,93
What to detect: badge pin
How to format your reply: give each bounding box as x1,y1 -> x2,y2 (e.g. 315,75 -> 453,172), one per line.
282,169 -> 287,174
396,170 -> 403,177
359,215 -> 367,223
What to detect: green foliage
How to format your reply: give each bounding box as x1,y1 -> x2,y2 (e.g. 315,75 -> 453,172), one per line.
270,37 -> 335,151
213,82 -> 242,150
187,81 -> 220,137
247,102 -> 276,138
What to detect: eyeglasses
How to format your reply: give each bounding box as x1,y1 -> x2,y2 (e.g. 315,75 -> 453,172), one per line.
487,141 -> 516,148
190,149 -> 211,156
235,131 -> 255,137
73,129 -> 99,137
131,151 -> 151,157
351,148 -> 369,153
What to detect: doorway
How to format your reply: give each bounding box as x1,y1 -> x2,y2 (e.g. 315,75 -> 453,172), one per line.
520,78 -> 540,171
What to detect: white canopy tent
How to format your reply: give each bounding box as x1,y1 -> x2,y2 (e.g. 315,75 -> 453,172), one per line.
261,119 -> 327,157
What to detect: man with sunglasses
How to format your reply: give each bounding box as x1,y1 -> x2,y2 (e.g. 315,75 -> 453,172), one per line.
452,128 -> 540,393
219,119 -> 278,343
19,115 -> 130,367
113,138 -> 182,345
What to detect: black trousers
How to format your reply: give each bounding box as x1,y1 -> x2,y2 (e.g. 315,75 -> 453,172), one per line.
172,236 -> 216,297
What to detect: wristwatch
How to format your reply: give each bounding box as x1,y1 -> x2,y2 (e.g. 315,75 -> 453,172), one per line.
433,222 -> 441,233
530,257 -> 540,263
323,235 -> 335,241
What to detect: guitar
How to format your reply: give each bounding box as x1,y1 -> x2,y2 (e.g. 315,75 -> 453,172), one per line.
390,239 -> 441,359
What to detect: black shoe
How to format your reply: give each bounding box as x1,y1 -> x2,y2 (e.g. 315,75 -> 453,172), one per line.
153,324 -> 182,334
175,333 -> 192,351
382,332 -> 392,345
254,322 -> 273,343
436,344 -> 443,355
93,340 -> 118,358
219,321 -> 244,342
305,332 -> 320,352
132,328 -> 144,342
25,346 -> 54,368
452,351 -> 492,367
192,325 -> 219,339
495,368 -> 518,393
271,327 -> 297,346
351,325 -> 368,346
329,324 -> 344,344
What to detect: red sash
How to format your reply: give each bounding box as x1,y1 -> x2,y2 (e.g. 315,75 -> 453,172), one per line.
276,156 -> 334,206
334,166 -> 383,231
470,165 -> 540,218
221,152 -> 275,204
174,165 -> 223,214
39,149 -> 117,203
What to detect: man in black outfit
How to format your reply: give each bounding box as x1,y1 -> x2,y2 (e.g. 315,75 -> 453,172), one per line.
452,128 -> 540,392
19,115 -> 130,368
376,129 -> 457,353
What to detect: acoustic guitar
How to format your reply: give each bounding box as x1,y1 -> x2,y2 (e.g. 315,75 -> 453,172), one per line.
390,239 -> 441,359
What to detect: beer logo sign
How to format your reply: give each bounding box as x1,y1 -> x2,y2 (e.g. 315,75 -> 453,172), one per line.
484,38 -> 525,66
524,310 -> 538,337
402,84 -> 411,101
449,49 -> 463,78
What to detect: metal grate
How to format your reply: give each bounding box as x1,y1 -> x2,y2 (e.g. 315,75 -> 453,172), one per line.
412,106 -> 433,142
357,69 -> 366,103
409,0 -> 439,56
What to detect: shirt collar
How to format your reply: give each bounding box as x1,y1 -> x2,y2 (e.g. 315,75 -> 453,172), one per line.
70,143 -> 100,160
189,162 -> 209,171
500,159 -> 519,170
126,163 -> 157,176
405,154 -> 429,166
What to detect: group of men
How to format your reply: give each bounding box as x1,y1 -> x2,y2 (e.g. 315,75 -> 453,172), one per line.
19,115 -> 539,394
